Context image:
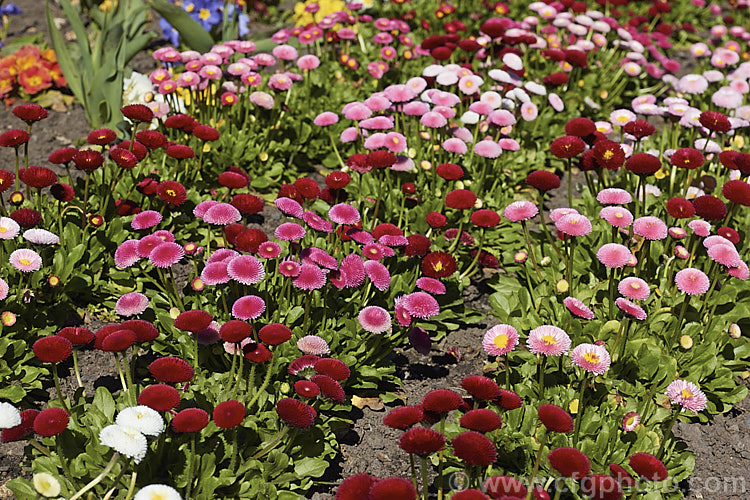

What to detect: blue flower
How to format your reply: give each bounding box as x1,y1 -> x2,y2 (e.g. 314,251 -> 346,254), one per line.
159,18 -> 180,46
0,4 -> 22,15
188,0 -> 222,31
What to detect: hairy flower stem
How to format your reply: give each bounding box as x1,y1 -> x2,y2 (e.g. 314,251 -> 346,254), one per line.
124,471 -> 137,500
505,353 -> 512,390
612,318 -> 631,364
522,221 -> 543,280
69,452 -> 121,500
420,456 -> 430,500
229,427 -> 240,472
247,353 -> 277,410
525,429 -> 546,500
537,355 -> 547,398
113,353 -> 128,393
28,438 -> 51,457
168,267 -> 185,311
673,296 -> 690,343
52,364 -> 70,413
72,349 -> 84,390
250,426 -> 290,460
567,158 -> 573,207
81,173 -> 90,229
459,228 -> 485,280
408,454 -> 418,492
437,416 -> 446,500
572,374 -> 588,447
656,409 -> 681,460
185,434 -> 196,499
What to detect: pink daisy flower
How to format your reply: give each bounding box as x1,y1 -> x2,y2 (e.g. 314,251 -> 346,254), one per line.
275,222 -> 306,241
131,210 -> 163,230
443,138 -> 468,154
297,335 -> 330,356
688,220 -> 711,237
207,248 -> 239,264
358,306 -> 392,334
313,112 -> 338,126
201,261 -> 231,285
402,292 -> 440,319
136,235 -> 165,258
703,235 -> 733,249
10,249 -> 42,273
258,242 -> 281,258
556,213 -> 593,236
729,261 -> 749,280
473,140 -> 503,158
665,380 -> 707,412
669,227 -> 687,239
527,325 -> 571,356
362,243 -> 386,261
503,201 -> 538,222
341,254 -> 366,288
707,244 -> 741,267
482,324 -> 519,356
563,297 -> 595,320
328,204 -> 360,225
149,242 -> 184,268
194,200 -> 219,218
549,208 -> 578,222
0,217 -> 20,239
674,268 -> 710,295
227,255 -> 265,285
633,217 -> 668,240
231,295 -> 266,320
363,260 -> 391,291
618,277 -> 650,301
115,292 -> 149,317
615,297 -> 647,320
599,206 -> 633,228
570,343 -> 611,375
302,212 -> 333,233
275,198 -> 304,218
597,243 -> 632,269
203,203 -> 241,225
293,264 -> 326,290
416,277 -> 446,295
278,260 -> 301,277
379,235 -> 408,247
115,240 -> 140,268
304,248 -> 338,270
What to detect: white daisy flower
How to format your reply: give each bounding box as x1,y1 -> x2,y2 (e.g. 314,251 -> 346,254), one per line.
116,406 -> 164,437
99,424 -> 148,464
0,402 -> 21,429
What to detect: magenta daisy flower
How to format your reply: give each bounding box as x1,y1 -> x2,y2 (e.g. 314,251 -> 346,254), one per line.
615,297 -> 647,320
231,295 -> 266,320
328,203 -> 361,225
131,210 -> 162,230
416,277 -> 446,295
194,200 -> 219,218
570,343 -> 611,375
633,216 -> 668,240
363,260 -> 391,291
599,206 -> 633,228
304,248 -> 338,270
665,379 -> 707,412
358,306 -> 391,334
402,292 -> 440,319
596,188 -> 632,205
527,325 -> 571,356
503,201 -> 538,222
597,243 -> 632,269
563,297 -> 595,320
115,292 -> 149,316
258,242 -> 281,258
275,198 -> 304,218
707,244 -> 741,267
275,222 -> 306,241
115,240 -> 140,268
9,249 -> 41,272
688,220 -> 711,237
555,213 -> 592,236
729,261 -> 749,280
302,211 -> 333,233
549,208 -> 578,222
201,261 -> 231,285
203,203 -> 242,225
341,254 -> 366,287
618,277 -> 650,301
622,412 -> 640,431
675,268 -> 710,295
136,235 -> 165,258
149,242 -> 184,268
278,259 -> 301,277
292,264 -> 326,290
227,255 -> 265,285
297,335 -> 330,355
482,324 -> 519,356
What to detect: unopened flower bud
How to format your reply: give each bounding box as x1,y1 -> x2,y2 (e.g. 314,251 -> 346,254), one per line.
514,250 -> 528,263
729,323 -> 741,339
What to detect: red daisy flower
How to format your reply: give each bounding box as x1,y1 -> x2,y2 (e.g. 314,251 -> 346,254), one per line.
461,375 -> 501,400
172,408 -> 209,433
314,358 -> 350,381
483,475 -> 527,499
452,489 -> 491,499
459,409 -> 503,432
294,380 -> 320,399
470,209 -> 501,228
243,343 -> 273,363
10,208 -> 41,228
0,170 -> 15,193
608,464 -> 635,486
218,171 -> 249,189
117,141 -> 148,161
12,104 -> 48,124
73,149 -> 105,172
276,398 -> 315,428
543,72 -> 569,86
149,356 -> 194,383
452,431 -> 497,466
50,183 -> 75,202
164,113 -> 195,129
623,119 -> 656,138
665,197 -> 695,219
717,226 -> 740,245
368,150 -> 397,169
383,406 -> 424,429
165,144 -> 195,160
1,409 -> 39,443
157,181 -> 187,206
369,477 -> 417,500
592,140 -> 625,170
422,389 -> 463,413
495,389 -> 522,410
138,384 -> 181,411
294,177 -> 321,200
19,166 -> 57,189
335,473 -> 377,500
692,195 -> 727,221
548,447 -> 591,478
579,474 -> 623,500
56,327 -> 94,346
193,124 -> 220,142
398,426 -> 446,455
87,128 -> 117,145
258,323 -> 292,346
445,189 -> 477,210
0,129 -> 30,148
436,163 -> 465,180
235,228 -> 268,253
311,374 -> 346,403
526,170 -> 561,191
421,252 -> 457,278
231,194 -> 264,215
121,104 -> 154,122
699,110 -> 731,132
49,147 -> 77,164
404,234 -> 431,258
100,329 -> 137,352
537,404 -> 574,433
325,171 -> 350,189
426,212 -> 447,228
565,117 -> 596,137
135,130 -> 167,150
213,400 -> 246,429
550,136 -> 586,159
220,320 -> 253,343
120,319 -> 159,342
670,148 -> 704,170
174,309 -> 213,332
33,407 -> 68,437
110,148 -> 138,169
32,336 -> 72,363
628,453 -> 668,481
625,153 -> 661,176
722,179 -> 750,206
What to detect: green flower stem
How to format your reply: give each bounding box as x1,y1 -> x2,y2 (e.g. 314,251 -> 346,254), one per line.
69,452 -> 120,500
185,434 -> 196,499
608,266 -> 617,321
522,221 -> 544,281
612,318 -> 631,364
72,349 -> 84,390
505,353 -> 511,390
704,276 -> 730,331
122,351 -> 136,406
247,352 -> 277,410
420,456 -> 429,500
250,426 -> 290,460
567,158 -> 573,207
634,176 -> 643,220
229,344 -> 238,384
552,484 -> 563,500
167,267 -> 185,312
113,353 -> 128,394
328,129 -> 345,169
370,170 -> 385,231
229,427 -> 240,472
656,409 -> 681,460
14,148 -> 19,191
438,416 -> 446,500
459,228 -> 485,280
28,438 -> 51,457
409,454 -> 418,493
673,295 -> 690,343
572,374 -> 588,447
81,173 -> 90,229
567,237 -> 577,292
524,429 -> 547,500
124,471 -> 137,500
52,364 -> 70,413
537,355 -> 547,398
447,220 -> 464,254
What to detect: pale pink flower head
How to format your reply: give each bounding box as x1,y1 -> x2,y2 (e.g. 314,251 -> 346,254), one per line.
227,255 -> 265,285
597,243 -> 632,269
563,297 -> 594,320
707,244 -> 741,267
675,268 -> 710,295
20,229 -> 59,246
131,210 -> 162,230
527,325 -> 571,356
0,217 -> 20,239
258,242 -> 281,259
549,208 -> 578,222
313,112 -> 339,127
231,295 -> 266,320
149,242 -> 184,268
384,84 -> 415,103
488,109 -> 516,127
556,213 -> 593,236
203,203 -> 241,225
342,102 -> 372,121
473,140 -> 502,158
402,292 -> 440,319
272,44 -> 298,61
729,261 -> 749,280
633,216 -> 667,240
275,222 -> 306,241
384,132 -> 407,153
615,297 -> 647,320
688,220 -> 711,237
443,138 -> 468,154
458,75 -> 483,95
618,277 -> 650,301
194,200 -> 219,218
521,102 -> 538,121
596,188 -> 632,205
416,277 -> 446,295
570,343 -> 611,375
666,380 -> 707,412
293,264 -> 326,290
678,74 -> 709,94
421,111 -> 447,128
328,204 -> 361,225
599,206 -> 633,228
115,240 -> 140,268
201,261 -> 231,285
297,335 -> 330,356
669,227 -> 687,239
482,324 -> 519,356
504,201 -> 538,222
297,54 -> 320,71
358,306 -> 391,334
116,292 -> 149,317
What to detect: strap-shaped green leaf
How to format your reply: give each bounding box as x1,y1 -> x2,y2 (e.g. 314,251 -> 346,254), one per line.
45,0 -> 85,107
146,0 -> 214,52
57,0 -> 93,74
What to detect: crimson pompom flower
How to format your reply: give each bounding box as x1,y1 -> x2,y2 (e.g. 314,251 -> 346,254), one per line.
236,228 -> 268,253
220,320 -> 252,343
398,426 -> 445,455
459,409 -> 502,432
565,117 -> 596,137
550,136 -> 586,159
497,389 -> 522,410
722,179 -> 750,206
369,477 -> 416,500
452,490 -> 491,500
670,148 -> 704,170
136,130 -> 167,150
718,226 -> 740,244
625,153 -> 661,176
110,148 -> 138,169
483,475 -> 527,499
404,235 -> 431,258
470,209 -> 501,227
422,389 -> 463,413
164,113 -> 194,129
368,150 -> 397,168
258,323 -> 292,345
19,166 -> 57,188
213,400 -> 246,429
314,358 -> 350,381
57,327 -> 94,346
174,310 -> 213,332
276,398 -> 315,429
73,149 -> 105,172
172,408 -> 209,433
548,447 -> 591,478
543,72 -> 569,86
243,342 -> 272,363
579,474 -> 623,500
609,463 -> 635,486
446,189 -> 477,210
193,124 -> 220,141
33,336 -> 72,363
1,409 -> 39,443
526,170 -> 561,191
336,473 -> 377,500
452,431 -> 497,466
436,163 -> 464,180
122,319 -> 159,342
326,171 -> 350,189
12,104 -> 48,124
629,452 -> 668,481
87,128 -> 116,145
295,380 -> 320,399
692,195 -> 727,220
383,406 -> 423,429
0,170 -> 14,194
425,212 -> 447,228
157,181 -> 187,206
138,384 -> 181,411
121,104 -> 154,122
0,129 -> 30,148
311,374 -> 346,403
165,144 -> 195,159
101,329 -> 137,352
294,177 -> 320,200
421,251 -> 457,278
149,356 -> 194,383
346,153 -> 370,173
699,110 -> 731,132
33,408 -> 68,437
537,404 -> 574,433
49,147 -> 77,164
461,375 -> 501,401
218,171 -> 249,189
231,194 -> 264,215
666,197 -> 695,218
118,140 -> 148,161
11,208 -> 41,228
50,183 -> 74,202
623,119 -> 655,138
592,140 -> 625,170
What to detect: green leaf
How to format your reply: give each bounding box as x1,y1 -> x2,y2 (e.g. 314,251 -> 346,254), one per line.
293,457 -> 328,478
45,1 -> 84,106
146,0 -> 214,52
